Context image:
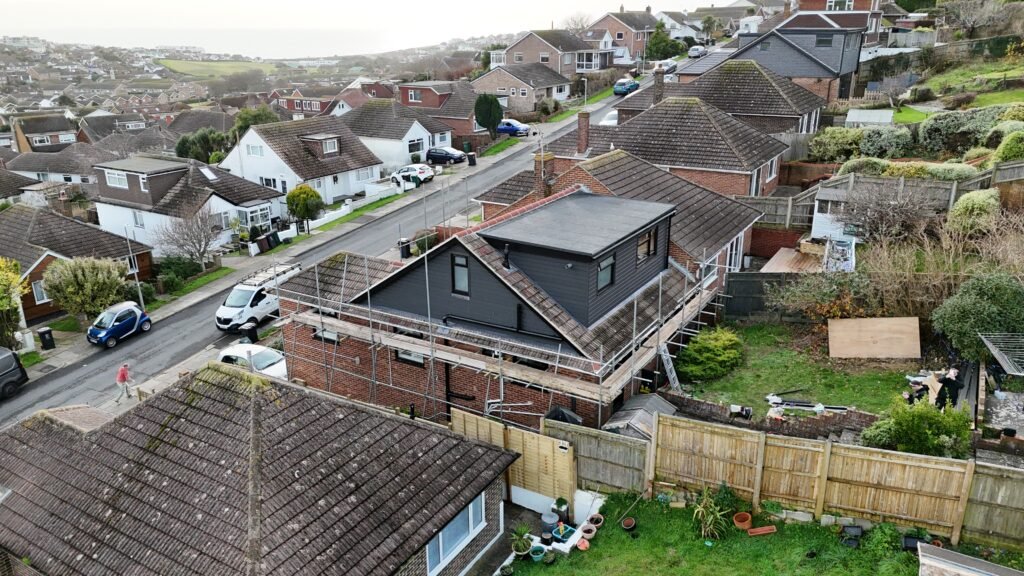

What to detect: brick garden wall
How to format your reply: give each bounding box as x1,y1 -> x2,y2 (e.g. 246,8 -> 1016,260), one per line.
749,226 -> 803,259
669,167 -> 751,197
790,77 -> 840,102
781,161 -> 840,188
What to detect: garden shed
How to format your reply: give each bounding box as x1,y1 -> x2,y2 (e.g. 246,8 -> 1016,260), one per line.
601,394 -> 677,440
845,109 -> 894,128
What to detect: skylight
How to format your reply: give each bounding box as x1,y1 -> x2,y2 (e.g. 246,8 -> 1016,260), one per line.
0,485 -> 10,506
199,166 -> 218,181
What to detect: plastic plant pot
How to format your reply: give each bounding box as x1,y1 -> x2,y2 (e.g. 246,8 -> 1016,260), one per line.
588,513 -> 604,528
577,539 -> 590,551
529,546 -> 546,562
581,524 -> 597,540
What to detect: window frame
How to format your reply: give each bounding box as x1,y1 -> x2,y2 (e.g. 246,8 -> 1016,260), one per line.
519,88 -> 527,97
322,139 -> 339,154
58,133 -> 76,143
815,34 -> 834,48
759,41 -> 771,51
357,167 -> 372,181
31,135 -> 49,145
451,254 -> 470,296
597,254 -> 615,291
246,144 -> 264,157
259,176 -> 277,189
132,209 -> 145,229
701,257 -> 719,288
426,492 -> 486,576
121,254 -> 139,274
409,89 -> 423,102
636,227 -> 657,264
140,175 -> 149,192
105,170 -> 129,189
765,156 -> 778,182
539,52 -> 550,63
616,31 -> 624,40
513,52 -> 524,63
408,138 -> 425,154
31,280 -> 49,304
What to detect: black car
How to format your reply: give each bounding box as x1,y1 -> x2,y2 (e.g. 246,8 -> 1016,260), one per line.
425,146 -> 467,165
0,346 -> 29,399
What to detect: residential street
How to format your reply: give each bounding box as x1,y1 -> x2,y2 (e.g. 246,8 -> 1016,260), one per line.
0,97 -> 621,428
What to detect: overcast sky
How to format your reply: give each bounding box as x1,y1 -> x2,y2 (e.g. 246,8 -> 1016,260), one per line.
0,0 -> 706,58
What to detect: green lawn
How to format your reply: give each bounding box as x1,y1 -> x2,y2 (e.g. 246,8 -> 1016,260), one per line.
924,60 -> 1024,92
512,494 -> 922,576
546,107 -> 579,123
157,59 -> 277,77
970,88 -> 1024,107
893,107 -> 932,124
19,351 -> 42,369
48,316 -> 81,332
146,266 -> 236,312
692,325 -> 908,418
482,138 -> 519,157
315,193 -> 405,232
544,87 -> 618,123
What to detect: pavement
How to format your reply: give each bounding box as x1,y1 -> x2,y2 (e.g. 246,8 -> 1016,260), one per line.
1,94 -> 622,429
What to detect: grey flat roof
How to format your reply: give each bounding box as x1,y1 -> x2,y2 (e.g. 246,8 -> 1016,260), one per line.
301,132 -> 341,140
94,156 -> 187,174
479,192 -> 675,257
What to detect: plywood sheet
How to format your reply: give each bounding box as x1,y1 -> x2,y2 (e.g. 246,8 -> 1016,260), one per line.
828,317 -> 920,359
761,248 -> 822,273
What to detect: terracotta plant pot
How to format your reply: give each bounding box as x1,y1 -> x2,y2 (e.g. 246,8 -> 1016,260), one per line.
621,517 -> 636,531
733,512 -> 752,531
577,539 -> 590,551
581,523 -> 597,540
588,513 -> 604,528
931,539 -> 944,548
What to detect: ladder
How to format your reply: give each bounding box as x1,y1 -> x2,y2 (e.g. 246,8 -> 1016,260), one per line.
659,343 -> 681,392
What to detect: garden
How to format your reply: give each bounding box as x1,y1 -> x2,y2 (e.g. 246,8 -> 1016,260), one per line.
504,491 -> 1024,576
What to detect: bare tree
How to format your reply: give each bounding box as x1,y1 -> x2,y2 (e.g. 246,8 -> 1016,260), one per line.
879,76 -> 907,110
562,12 -> 593,35
944,0 -> 1002,39
841,182 -> 938,242
153,203 -> 221,271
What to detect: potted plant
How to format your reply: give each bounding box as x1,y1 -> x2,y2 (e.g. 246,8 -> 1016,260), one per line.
499,564 -> 514,576
621,517 -> 637,532
509,523 -> 532,558
552,497 -> 569,523
529,545 -> 546,562
543,551 -> 557,565
580,523 -> 597,540
588,513 -> 604,529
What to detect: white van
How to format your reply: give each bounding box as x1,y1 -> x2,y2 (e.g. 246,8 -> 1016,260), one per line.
215,263 -> 303,331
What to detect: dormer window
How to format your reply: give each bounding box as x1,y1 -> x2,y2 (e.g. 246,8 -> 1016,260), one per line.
636,227 -> 657,263
105,170 -> 128,189
140,175 -> 149,192
323,139 -> 338,154
598,255 -> 615,291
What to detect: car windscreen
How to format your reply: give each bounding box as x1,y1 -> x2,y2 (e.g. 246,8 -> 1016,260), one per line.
224,287 -> 255,308
251,349 -> 284,370
93,311 -> 116,330
443,147 -> 462,154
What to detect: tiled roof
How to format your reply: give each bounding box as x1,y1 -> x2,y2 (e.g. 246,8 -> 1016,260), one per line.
251,116 -> 382,180
280,252 -> 401,308
531,29 -> 592,52
0,169 -> 38,199
0,204 -> 150,271
779,12 -> 867,29
16,114 -> 76,135
692,6 -> 750,20
550,97 -> 788,172
339,98 -> 451,140
410,81 -> 479,120
0,148 -> 19,164
0,364 -> 517,576
577,150 -> 762,257
660,11 -> 690,24
493,63 -> 571,88
167,109 -> 235,134
6,143 -> 117,175
474,170 -> 534,206
607,10 -> 660,30
78,113 -> 148,142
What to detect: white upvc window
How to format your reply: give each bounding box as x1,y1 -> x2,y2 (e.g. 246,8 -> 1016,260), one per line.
140,175 -> 149,192
246,144 -> 264,157
409,89 -> 422,102
31,280 -> 49,304
748,166 -> 763,197
313,178 -> 323,189
519,88 -> 527,97
62,174 -> 72,183
509,86 -> 516,96
32,135 -> 49,145
132,209 -> 145,228
357,167 -> 372,181
124,121 -> 145,130
259,177 -> 277,189
513,52 -> 524,63
408,138 -> 424,154
563,53 -> 573,65
58,133 -> 76,143
323,139 -> 338,154
540,52 -> 550,63
106,170 -> 128,189
701,257 -> 719,288
616,31 -> 624,40
766,156 -> 778,182
438,133 -> 448,143
727,233 -> 744,272
120,254 -> 139,274
426,492 -> 486,575
497,87 -> 507,94
556,85 -> 567,94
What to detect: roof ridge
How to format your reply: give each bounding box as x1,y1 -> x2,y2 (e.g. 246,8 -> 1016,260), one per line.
699,100 -> 749,170
458,184 -> 585,237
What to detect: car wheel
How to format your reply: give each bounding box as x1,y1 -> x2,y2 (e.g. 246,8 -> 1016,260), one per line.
392,177 -> 400,185
247,317 -> 259,328
140,320 -> 152,333
1,382 -> 15,399
447,159 -> 454,165
426,158 -> 434,165
105,337 -> 118,349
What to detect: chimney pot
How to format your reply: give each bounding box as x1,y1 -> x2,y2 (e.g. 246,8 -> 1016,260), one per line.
533,151 -> 556,196
577,111 -> 591,154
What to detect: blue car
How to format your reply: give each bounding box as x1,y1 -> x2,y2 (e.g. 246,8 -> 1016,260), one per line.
497,119 -> 531,137
613,78 -> 640,96
87,301 -> 152,349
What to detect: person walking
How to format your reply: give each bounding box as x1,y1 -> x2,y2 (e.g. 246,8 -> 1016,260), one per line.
114,362 -> 134,404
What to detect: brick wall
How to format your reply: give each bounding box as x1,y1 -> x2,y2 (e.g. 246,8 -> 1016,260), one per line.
749,226 -> 802,259
791,77 -> 840,102
395,478 -> 506,576
659,391 -> 879,439
781,161 -> 839,188
473,70 -> 534,114
669,167 -> 752,197
481,202 -> 508,221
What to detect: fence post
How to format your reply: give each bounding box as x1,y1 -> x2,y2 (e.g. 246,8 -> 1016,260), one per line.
752,432 -> 767,513
948,180 -> 959,212
814,440 -> 833,519
785,197 -> 793,229
951,458 -> 976,545
645,411 -> 660,498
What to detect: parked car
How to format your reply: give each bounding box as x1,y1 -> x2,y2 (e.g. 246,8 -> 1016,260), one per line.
688,45 -> 708,58
613,78 -> 641,96
218,344 -> 288,380
599,110 -> 619,127
497,119 -> 531,137
87,301 -> 152,349
425,146 -> 467,165
390,164 -> 434,185
0,346 -> 29,399
216,263 -> 303,331
656,59 -> 678,74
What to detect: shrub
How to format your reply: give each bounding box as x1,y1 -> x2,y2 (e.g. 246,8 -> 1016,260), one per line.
984,120 -> 1024,148
412,228 -> 438,254
859,126 -> 913,158
1000,103 -> 1024,122
121,281 -> 157,307
862,400 -> 972,458
941,92 -> 976,110
539,100 -> 551,116
919,105 -> 1008,154
923,162 -> 978,181
691,488 -> 727,540
962,146 -> 993,161
948,188 -> 1000,234
712,483 -> 749,514
157,255 -> 202,280
675,327 -> 743,382
159,272 -> 184,294
933,273 -> 1024,361
862,523 -> 904,560
882,161 -> 930,179
808,127 -> 863,162
208,150 -> 226,164
909,85 -> 934,103
994,130 -> 1024,163
837,156 -> 889,176
411,153 -> 421,163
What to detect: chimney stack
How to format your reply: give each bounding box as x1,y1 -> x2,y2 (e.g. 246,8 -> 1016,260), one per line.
620,4 -> 625,13
533,151 -> 556,196
577,111 -> 591,154
784,0 -> 792,18
646,5 -> 652,13
652,65 -> 665,106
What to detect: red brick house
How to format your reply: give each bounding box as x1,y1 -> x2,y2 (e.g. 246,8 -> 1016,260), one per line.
588,6 -> 661,61
396,80 -> 484,147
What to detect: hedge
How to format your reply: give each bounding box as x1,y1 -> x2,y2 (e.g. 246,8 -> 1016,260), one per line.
984,120 -> 1024,149
994,131 -> 1024,163
919,105 -> 1009,154
809,127 -> 863,162
837,157 -> 889,176
859,126 -> 913,158
837,158 -> 979,181
948,188 -> 1000,234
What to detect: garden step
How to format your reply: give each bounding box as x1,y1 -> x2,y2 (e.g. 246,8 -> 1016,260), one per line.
747,526 -> 778,537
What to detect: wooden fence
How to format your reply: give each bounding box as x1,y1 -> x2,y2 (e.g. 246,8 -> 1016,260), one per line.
961,463 -> 1024,551
543,420 -> 647,493
451,409 -> 576,504
741,186 -> 818,228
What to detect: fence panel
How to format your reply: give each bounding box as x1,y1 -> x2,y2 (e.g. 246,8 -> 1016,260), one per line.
544,420 -> 647,493
824,444 -> 970,537
962,463 -> 1024,552
759,436 -> 824,512
654,414 -> 762,497
451,407 -> 505,447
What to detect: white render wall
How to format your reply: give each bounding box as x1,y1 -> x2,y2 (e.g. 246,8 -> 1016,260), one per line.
95,199 -> 235,257
10,170 -> 89,183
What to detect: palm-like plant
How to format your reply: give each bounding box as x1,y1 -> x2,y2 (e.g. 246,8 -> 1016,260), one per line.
701,15 -> 721,40
691,487 -> 728,539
